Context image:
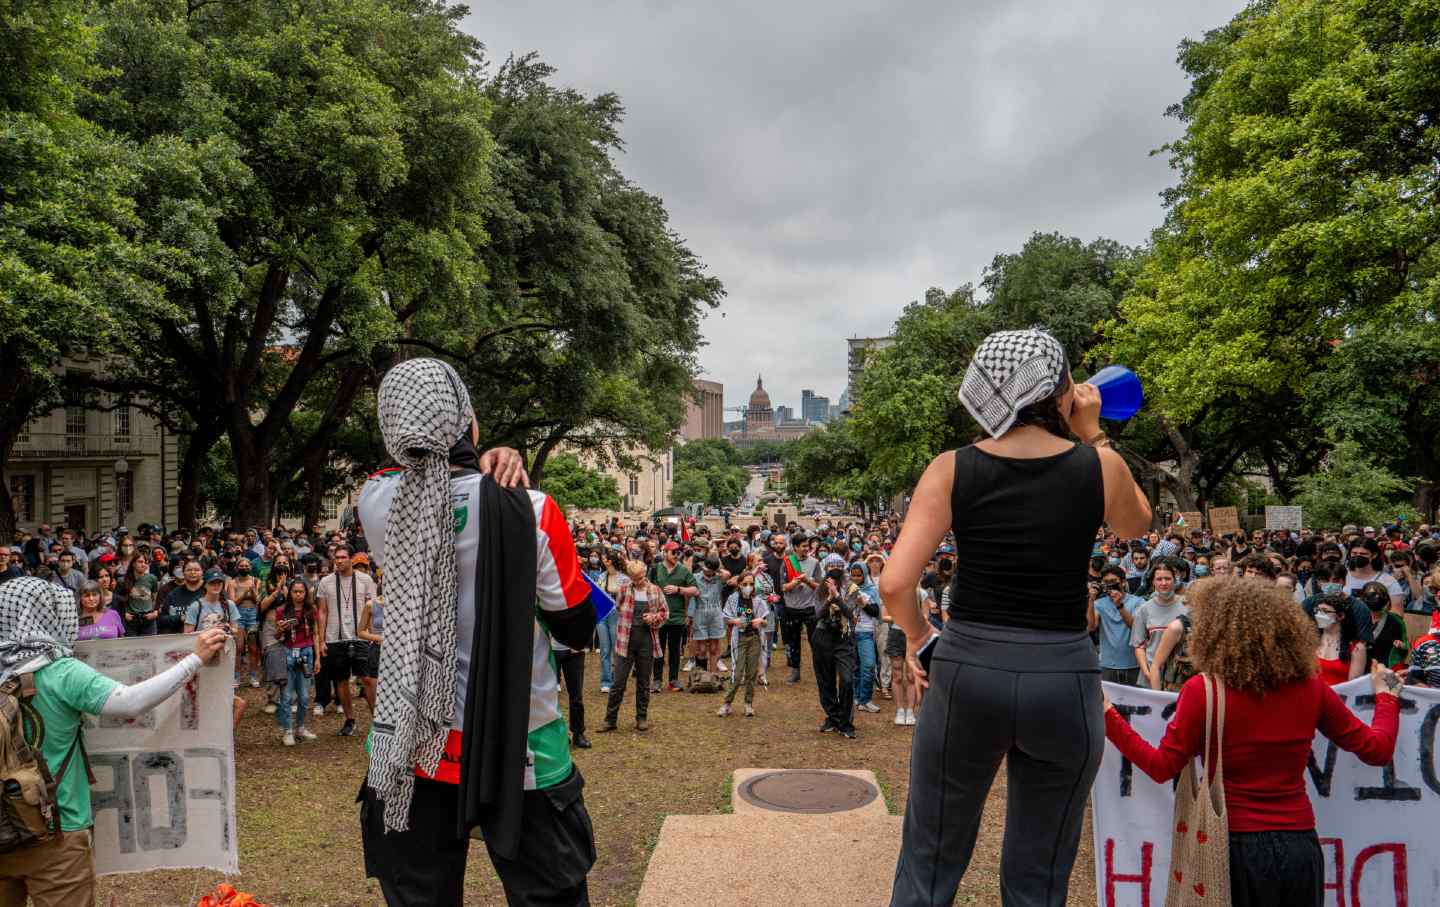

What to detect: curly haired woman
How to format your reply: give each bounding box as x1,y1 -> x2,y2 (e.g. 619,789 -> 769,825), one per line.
1103,576 -> 1401,907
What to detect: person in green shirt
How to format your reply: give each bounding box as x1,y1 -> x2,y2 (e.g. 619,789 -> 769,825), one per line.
0,578 -> 227,906
648,542 -> 698,692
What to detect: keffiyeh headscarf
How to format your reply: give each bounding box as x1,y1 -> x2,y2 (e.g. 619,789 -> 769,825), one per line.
0,579 -> 78,684
958,329 -> 1068,438
367,358 -> 474,832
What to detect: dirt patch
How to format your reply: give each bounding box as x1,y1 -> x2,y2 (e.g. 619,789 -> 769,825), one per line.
100,656 -> 1098,906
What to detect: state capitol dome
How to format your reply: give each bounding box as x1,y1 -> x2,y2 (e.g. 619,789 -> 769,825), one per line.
748,376 -> 771,410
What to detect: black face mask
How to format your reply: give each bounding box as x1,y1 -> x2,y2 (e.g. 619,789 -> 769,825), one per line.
1348,555 -> 1373,571
1090,558 -> 1106,572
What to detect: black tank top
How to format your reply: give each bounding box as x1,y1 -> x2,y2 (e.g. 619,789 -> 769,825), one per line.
946,443 -> 1104,631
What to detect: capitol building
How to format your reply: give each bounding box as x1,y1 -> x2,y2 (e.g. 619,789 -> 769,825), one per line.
727,376 -> 814,447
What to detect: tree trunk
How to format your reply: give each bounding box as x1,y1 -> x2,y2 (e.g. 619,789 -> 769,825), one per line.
301,448 -> 328,534
527,426 -> 569,489
177,422 -> 223,529
229,428 -> 275,529
0,367 -> 47,540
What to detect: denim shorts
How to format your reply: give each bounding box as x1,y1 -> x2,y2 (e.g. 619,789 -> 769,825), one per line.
236,606 -> 259,634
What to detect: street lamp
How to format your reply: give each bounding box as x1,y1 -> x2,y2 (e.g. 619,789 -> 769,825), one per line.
113,459 -> 129,530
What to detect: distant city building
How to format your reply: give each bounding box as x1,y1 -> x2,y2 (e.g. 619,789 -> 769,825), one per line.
775,405 -> 794,424
827,403 -> 841,421
846,336 -> 894,400
681,378 -> 724,441
801,389 -> 830,424
728,376 -> 814,448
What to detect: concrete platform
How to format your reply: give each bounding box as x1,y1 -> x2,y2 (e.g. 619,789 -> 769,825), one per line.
636,813 -> 903,907
732,768 -> 889,817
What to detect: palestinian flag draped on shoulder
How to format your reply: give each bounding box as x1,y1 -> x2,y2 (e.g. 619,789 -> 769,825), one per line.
785,552 -> 805,582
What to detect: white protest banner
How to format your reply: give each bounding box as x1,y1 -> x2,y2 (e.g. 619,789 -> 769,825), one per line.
1265,505 -> 1304,530
74,635 -> 238,876
1093,678 -> 1438,907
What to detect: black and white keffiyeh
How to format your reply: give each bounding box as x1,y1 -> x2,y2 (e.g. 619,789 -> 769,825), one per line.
0,578 -> 78,684
367,358 -> 474,833
958,329 -> 1068,438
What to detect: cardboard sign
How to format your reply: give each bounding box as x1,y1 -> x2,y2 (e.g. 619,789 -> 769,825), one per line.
1174,511 -> 1205,531
1265,505 -> 1304,530
75,635 -> 238,876
1093,678 -> 1438,906
1208,506 -> 1241,536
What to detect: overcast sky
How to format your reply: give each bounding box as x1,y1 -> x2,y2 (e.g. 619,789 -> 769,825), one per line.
465,1 -> 1241,415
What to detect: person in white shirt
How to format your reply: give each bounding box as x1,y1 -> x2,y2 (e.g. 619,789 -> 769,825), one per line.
314,545 -> 377,737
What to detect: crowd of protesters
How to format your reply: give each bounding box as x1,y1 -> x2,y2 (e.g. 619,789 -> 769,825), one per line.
3,512 -> 1440,752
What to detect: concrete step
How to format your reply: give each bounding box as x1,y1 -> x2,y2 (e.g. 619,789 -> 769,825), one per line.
637,813 -> 903,907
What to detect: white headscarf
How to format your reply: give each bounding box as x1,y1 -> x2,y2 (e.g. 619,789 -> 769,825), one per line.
0,578 -> 79,684
958,329 -> 1068,438
366,358 -> 474,832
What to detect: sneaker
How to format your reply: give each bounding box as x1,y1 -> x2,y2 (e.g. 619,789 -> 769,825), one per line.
263,703 -> 278,715
249,675 -> 261,689
636,718 -> 650,732
838,728 -> 856,739
597,722 -> 617,733
858,701 -> 880,713
283,731 -> 296,747
297,726 -> 318,741
895,709 -> 907,726
744,704 -> 755,718
337,719 -> 356,737
787,669 -> 801,684
667,682 -> 683,692
651,682 -> 662,694
600,685 -> 611,693
905,711 -> 917,726
684,659 -> 696,671
716,659 -> 728,672
819,721 -> 837,733
572,733 -> 592,749
716,704 -> 732,717
881,688 -> 893,700
312,704 -> 324,717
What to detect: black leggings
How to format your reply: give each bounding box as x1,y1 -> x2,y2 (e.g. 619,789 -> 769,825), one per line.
891,621 -> 1103,907
652,624 -> 687,684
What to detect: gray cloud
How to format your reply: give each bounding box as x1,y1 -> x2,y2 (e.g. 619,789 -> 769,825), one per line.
464,0 -> 1241,414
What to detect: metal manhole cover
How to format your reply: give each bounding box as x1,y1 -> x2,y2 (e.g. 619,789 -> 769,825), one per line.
736,770 -> 879,814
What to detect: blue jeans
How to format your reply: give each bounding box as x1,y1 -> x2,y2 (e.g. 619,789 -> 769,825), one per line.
596,610 -> 619,687
854,631 -> 876,704
278,645 -> 314,731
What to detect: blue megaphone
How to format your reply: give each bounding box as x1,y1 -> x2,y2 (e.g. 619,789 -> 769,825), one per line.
1088,366 -> 1144,421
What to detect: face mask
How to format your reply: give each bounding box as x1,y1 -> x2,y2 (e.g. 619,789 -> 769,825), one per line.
1154,588 -> 1174,601
1320,582 -> 1342,595
1297,570 -> 1311,583
1108,556 -> 1121,566
1315,612 -> 1337,630
851,542 -> 862,552
1194,566 -> 1210,577
740,585 -> 754,596
1348,556 -> 1372,571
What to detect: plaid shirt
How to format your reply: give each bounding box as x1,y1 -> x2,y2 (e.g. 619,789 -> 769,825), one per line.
614,578 -> 667,660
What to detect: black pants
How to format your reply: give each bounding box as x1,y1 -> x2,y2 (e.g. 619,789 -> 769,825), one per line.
652,624 -> 687,685
553,649 -> 586,735
605,627 -> 653,725
811,625 -> 856,732
781,608 -> 816,670
891,621 -> 1103,907
361,770 -> 594,907
1101,667 -> 1140,685
1229,830 -> 1323,907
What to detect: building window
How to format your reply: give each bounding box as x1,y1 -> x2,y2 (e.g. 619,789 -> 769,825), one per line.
65,407 -> 86,453
628,474 -> 639,496
9,476 -> 35,522
113,406 -> 131,444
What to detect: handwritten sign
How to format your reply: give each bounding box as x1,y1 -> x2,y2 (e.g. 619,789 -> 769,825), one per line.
1208,506 -> 1241,536
1265,505 -> 1304,530
1174,511 -> 1204,531
75,635 -> 238,876
1093,678 -> 1439,906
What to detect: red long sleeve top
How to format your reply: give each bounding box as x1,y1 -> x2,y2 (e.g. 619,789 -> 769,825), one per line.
1104,674 -> 1400,832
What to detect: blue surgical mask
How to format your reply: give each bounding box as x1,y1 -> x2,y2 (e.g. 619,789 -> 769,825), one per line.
1194,565 -> 1210,577
1320,582 -> 1343,595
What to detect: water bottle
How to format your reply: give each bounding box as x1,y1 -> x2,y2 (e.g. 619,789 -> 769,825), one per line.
1088,366 -> 1144,421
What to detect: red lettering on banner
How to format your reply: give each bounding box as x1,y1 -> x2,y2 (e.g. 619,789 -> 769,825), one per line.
1350,843 -> 1407,907
1320,837 -> 1347,907
1104,837 -> 1153,907
164,649 -> 200,730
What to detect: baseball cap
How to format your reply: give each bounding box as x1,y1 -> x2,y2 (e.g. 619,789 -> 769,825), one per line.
203,568 -> 226,584
662,541 -> 680,552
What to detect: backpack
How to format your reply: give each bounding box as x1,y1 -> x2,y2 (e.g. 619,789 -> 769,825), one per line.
687,669 -> 724,693
0,673 -> 90,851
1161,614 -> 1197,693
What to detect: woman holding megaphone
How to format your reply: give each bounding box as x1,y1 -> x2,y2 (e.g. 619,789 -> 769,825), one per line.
880,329 -> 1152,907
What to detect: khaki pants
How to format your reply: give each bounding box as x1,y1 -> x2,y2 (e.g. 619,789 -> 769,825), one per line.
874,621 -> 892,689
0,828 -> 94,907
724,633 -> 761,705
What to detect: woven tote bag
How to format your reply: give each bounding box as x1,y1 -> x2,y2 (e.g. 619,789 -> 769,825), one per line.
1164,674 -> 1231,907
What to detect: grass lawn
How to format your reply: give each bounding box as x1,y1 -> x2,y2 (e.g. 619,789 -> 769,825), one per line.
101,652 -> 1099,906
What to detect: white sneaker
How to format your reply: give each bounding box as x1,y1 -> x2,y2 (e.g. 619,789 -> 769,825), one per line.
249,676 -> 261,688
263,703 -> 277,715
716,659 -> 728,672
283,731 -> 296,747
297,726 -> 318,741
743,704 -> 754,718
859,701 -> 881,713
905,710 -> 917,726
312,704 -> 324,717
600,685 -> 611,693
895,710 -> 907,726
716,704 -> 732,717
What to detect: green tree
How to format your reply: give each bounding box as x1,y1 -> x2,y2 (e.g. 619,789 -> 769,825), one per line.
86,0 -> 494,527
784,420 -> 887,515
539,454 -> 620,512
1295,439 -> 1417,530
669,472 -> 710,508
0,0 -> 168,536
